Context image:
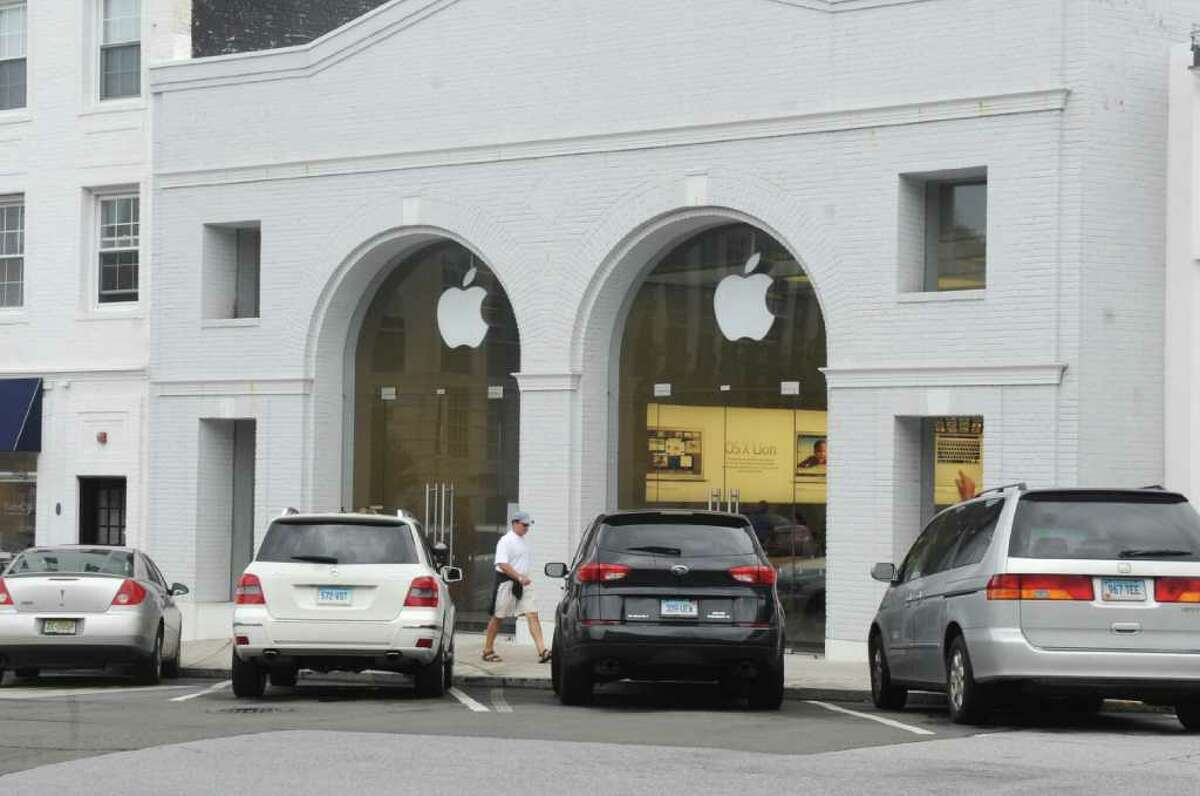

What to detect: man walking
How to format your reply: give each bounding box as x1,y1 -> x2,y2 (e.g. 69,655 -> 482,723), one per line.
482,511 -> 551,663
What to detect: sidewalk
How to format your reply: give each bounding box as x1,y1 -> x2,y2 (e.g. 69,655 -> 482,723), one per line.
181,634 -> 871,700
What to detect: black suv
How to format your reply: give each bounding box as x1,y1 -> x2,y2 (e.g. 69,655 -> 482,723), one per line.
545,510 -> 785,709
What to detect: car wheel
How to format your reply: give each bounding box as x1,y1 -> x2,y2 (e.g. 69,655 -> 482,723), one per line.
747,653 -> 784,711
269,668 -> 298,688
558,659 -> 593,706
945,635 -> 989,725
413,645 -> 447,698
550,631 -> 562,696
869,634 -> 908,711
231,650 -> 266,699
443,639 -> 455,686
161,631 -> 182,679
136,629 -> 164,685
13,668 -> 39,680
1176,701 -> 1200,731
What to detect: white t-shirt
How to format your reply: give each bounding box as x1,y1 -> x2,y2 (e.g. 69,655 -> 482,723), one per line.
494,530 -> 532,577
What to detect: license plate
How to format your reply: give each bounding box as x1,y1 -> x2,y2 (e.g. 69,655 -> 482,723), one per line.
316,587 -> 352,606
42,619 -> 78,635
1102,578 -> 1146,602
660,599 -> 698,618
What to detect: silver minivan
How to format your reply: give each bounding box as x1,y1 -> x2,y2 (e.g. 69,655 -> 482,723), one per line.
869,486 -> 1200,729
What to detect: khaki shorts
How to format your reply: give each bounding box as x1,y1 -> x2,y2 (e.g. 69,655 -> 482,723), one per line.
493,580 -> 536,618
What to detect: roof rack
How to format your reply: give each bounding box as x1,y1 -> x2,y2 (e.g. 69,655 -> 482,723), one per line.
976,482 -> 1027,497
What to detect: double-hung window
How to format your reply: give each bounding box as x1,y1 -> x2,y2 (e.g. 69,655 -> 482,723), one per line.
98,194 -> 139,303
0,195 -> 22,308
0,1 -> 26,111
99,0 -> 140,100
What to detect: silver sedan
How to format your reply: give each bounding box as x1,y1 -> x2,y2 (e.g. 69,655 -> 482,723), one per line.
0,546 -> 189,683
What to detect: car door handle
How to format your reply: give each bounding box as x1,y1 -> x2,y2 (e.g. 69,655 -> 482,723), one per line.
906,591 -> 923,603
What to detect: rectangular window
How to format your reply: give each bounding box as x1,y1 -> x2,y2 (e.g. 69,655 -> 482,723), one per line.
98,194 -> 139,304
925,179 -> 987,291
0,2 -> 25,111
0,195 -> 22,308
0,452 -> 35,555
202,223 -> 260,319
99,0 -> 140,100
79,477 -> 127,546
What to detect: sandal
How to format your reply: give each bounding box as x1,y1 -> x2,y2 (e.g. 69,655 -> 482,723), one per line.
481,651 -> 503,662
538,649 -> 552,664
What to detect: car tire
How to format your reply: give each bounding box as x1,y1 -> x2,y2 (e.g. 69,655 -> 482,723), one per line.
136,629 -> 164,686
413,646 -> 448,698
550,630 -> 562,696
945,635 -> 989,725
13,668 -> 39,680
231,651 -> 266,699
161,632 -> 182,679
869,634 -> 908,711
1176,701 -> 1200,731
747,653 -> 785,711
269,668 -> 298,689
558,659 -> 592,706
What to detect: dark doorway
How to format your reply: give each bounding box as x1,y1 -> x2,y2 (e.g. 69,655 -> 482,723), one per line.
79,477 -> 127,546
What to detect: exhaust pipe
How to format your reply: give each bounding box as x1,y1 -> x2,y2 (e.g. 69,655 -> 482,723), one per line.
263,649 -> 279,660
385,651 -> 402,661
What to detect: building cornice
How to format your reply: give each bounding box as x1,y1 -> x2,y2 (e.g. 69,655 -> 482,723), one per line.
822,363 -> 1067,389
157,88 -> 1069,190
513,372 -> 582,393
153,378 -> 313,397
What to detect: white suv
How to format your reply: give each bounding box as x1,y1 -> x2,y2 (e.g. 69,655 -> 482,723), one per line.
231,513 -> 460,698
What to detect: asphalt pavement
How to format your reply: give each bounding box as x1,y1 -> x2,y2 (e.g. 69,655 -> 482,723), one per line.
0,672 -> 1195,794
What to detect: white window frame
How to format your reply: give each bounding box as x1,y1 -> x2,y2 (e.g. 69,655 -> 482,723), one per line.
97,0 -> 141,102
0,0 -> 27,112
0,194 -> 23,309
95,191 -> 139,306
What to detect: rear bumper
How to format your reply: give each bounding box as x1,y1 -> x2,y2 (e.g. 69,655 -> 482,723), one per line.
967,626 -> 1200,698
563,623 -> 782,678
233,608 -> 444,670
0,611 -> 155,669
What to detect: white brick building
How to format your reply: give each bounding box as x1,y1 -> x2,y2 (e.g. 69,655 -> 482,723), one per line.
7,0 -> 1199,659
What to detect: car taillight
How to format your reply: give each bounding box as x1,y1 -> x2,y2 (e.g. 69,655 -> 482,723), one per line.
234,573 -> 266,605
404,576 -> 439,608
729,565 -> 778,586
576,563 -> 630,583
111,579 -> 147,606
0,578 -> 11,606
1156,577 -> 1200,603
986,574 -> 1093,601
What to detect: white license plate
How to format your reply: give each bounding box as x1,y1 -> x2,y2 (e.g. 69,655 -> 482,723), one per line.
1102,578 -> 1146,602
316,587 -> 352,606
660,599 -> 698,618
42,619 -> 78,635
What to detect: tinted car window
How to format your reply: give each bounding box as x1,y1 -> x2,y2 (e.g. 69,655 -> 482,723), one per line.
10,548 -> 134,576
923,508 -> 968,576
597,522 -> 757,558
257,521 -> 418,565
950,499 -> 1004,569
899,524 -> 935,583
901,512 -> 960,582
1010,492 -> 1200,561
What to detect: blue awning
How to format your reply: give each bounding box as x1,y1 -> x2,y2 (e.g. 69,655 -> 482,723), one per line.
0,378 -> 42,452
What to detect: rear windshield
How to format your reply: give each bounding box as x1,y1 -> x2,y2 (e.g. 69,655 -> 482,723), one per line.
598,521 -> 758,558
7,549 -> 134,576
257,522 -> 419,565
1010,493 -> 1200,561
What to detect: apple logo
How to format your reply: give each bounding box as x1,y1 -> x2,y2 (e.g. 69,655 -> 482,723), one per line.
713,252 -> 776,342
436,266 -> 489,349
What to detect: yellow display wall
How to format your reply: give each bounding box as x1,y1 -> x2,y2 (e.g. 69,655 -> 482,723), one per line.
645,403 -> 828,505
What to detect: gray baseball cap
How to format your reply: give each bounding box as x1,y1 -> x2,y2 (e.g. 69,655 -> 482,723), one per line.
511,511 -> 534,525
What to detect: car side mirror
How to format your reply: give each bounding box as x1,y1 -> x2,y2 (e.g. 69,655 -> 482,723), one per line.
170,582 -> 190,597
870,563 -> 898,584
431,542 -> 450,566
441,566 -> 463,584
544,562 -> 569,579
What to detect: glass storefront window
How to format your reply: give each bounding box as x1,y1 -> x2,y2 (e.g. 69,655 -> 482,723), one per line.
354,241 -> 519,630
928,416 -> 984,515
617,223 -> 828,651
0,452 -> 35,555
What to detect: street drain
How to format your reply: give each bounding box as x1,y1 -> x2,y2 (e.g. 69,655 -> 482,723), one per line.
211,706 -> 293,715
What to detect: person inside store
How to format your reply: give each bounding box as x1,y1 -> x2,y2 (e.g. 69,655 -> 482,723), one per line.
481,511 -> 552,663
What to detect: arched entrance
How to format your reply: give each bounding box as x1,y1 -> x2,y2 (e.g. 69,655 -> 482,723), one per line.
353,240 -> 520,630
617,222 -> 828,650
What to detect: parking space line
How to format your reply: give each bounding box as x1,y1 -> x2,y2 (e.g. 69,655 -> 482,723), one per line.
170,680 -> 232,702
0,685 -> 190,700
805,700 -> 936,736
490,688 -> 513,713
448,687 -> 490,712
